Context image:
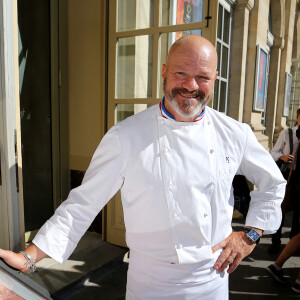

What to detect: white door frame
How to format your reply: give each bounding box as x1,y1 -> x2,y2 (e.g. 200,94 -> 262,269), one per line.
0,0 -> 25,251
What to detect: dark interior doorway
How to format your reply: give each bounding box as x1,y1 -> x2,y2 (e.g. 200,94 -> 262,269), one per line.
18,0 -> 54,232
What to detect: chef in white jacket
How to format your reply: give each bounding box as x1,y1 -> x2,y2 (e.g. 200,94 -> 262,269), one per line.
0,35 -> 286,299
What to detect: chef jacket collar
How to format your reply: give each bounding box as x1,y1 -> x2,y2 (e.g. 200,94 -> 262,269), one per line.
160,97 -> 205,122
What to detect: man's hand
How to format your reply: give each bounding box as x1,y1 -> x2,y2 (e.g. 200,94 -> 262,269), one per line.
0,249 -> 28,273
212,231 -> 257,274
0,243 -> 47,273
280,154 -> 294,163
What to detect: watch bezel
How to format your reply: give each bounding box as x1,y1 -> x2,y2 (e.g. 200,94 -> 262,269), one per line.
244,228 -> 261,244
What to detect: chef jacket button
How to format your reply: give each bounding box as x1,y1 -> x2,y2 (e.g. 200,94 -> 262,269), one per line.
174,213 -> 178,218
168,180 -> 173,187
210,149 -> 214,154
176,244 -> 183,249
163,148 -> 170,154
204,213 -> 208,217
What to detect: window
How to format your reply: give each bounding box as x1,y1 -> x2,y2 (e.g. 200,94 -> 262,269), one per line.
259,30 -> 273,126
108,0 -> 211,128
287,60 -> 300,128
259,5 -> 273,126
214,1 -> 232,114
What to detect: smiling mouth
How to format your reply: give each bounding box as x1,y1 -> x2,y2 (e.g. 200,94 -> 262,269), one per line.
177,91 -> 199,98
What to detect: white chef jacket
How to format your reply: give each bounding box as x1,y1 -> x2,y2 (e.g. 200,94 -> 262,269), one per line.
33,104 -> 285,281
271,126 -> 299,161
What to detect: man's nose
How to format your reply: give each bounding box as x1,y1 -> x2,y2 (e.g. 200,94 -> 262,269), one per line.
182,76 -> 199,91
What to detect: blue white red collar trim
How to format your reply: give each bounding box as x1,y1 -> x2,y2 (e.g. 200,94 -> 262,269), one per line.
159,97 -> 205,122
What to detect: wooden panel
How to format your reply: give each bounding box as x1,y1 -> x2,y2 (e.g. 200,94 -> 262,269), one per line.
106,192 -> 126,247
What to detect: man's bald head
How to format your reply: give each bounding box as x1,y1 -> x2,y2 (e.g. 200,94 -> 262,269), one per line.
161,35 -> 218,122
166,35 -> 218,72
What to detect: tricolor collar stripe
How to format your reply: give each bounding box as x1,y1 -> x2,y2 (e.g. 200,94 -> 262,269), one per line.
160,98 -> 175,120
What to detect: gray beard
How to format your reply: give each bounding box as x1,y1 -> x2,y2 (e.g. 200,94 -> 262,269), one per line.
166,97 -> 205,119
164,84 -> 213,119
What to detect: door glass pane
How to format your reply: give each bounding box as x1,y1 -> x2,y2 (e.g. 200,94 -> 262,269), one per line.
216,42 -> 221,75
158,31 -> 202,98
219,80 -> 227,113
213,79 -> 219,110
160,0 -> 204,27
115,104 -> 151,123
221,46 -> 228,78
223,9 -> 230,44
116,35 -> 153,98
217,5 -> 223,39
117,0 -> 154,31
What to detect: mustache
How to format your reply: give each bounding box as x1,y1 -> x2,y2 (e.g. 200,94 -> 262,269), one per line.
172,87 -> 205,99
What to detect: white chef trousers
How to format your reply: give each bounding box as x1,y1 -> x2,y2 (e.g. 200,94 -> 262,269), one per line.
126,251 -> 229,300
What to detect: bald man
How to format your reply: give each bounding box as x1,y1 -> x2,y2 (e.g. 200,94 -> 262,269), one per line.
0,35 -> 285,299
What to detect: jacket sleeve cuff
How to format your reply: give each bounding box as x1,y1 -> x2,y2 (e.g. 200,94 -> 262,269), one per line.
32,221 -> 77,264
245,201 -> 283,235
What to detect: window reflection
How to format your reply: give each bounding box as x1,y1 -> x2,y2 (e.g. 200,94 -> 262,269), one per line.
116,36 -> 153,98
117,0 -> 154,32
115,104 -> 151,123
160,0 -> 204,30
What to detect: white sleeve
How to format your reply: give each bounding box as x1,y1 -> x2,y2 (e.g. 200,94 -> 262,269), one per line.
237,125 -> 286,235
270,130 -> 286,161
33,126 -> 125,263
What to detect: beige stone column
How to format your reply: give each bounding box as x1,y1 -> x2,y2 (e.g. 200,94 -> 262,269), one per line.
228,0 -> 254,122
265,37 -> 285,149
243,0 -> 270,149
274,0 -> 297,141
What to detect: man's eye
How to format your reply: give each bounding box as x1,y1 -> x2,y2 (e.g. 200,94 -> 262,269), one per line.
197,76 -> 209,81
176,72 -> 186,76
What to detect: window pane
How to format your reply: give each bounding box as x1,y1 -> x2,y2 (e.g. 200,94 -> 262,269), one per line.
116,35 -> 153,98
116,104 -> 150,123
160,0 -> 204,27
223,9 -> 230,44
158,31 -> 202,98
219,80 -> 227,113
117,0 -> 154,31
213,79 -> 219,110
221,46 -> 228,78
217,5 -> 223,40
217,42 -> 221,75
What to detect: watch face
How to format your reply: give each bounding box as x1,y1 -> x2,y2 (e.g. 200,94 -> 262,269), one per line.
248,229 -> 260,241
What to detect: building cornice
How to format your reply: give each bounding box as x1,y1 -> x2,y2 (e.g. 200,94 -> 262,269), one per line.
235,0 -> 254,11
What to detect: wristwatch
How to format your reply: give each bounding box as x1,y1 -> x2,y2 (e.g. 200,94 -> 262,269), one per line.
244,228 -> 261,244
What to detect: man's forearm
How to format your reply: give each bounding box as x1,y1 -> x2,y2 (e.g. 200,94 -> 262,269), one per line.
23,242 -> 48,262
0,242 -> 47,273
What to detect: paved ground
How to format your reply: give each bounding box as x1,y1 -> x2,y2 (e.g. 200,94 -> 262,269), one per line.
229,216 -> 300,299
50,211 -> 300,299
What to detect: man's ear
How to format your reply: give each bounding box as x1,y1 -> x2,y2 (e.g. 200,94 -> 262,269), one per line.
214,71 -> 218,82
162,64 -> 167,79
